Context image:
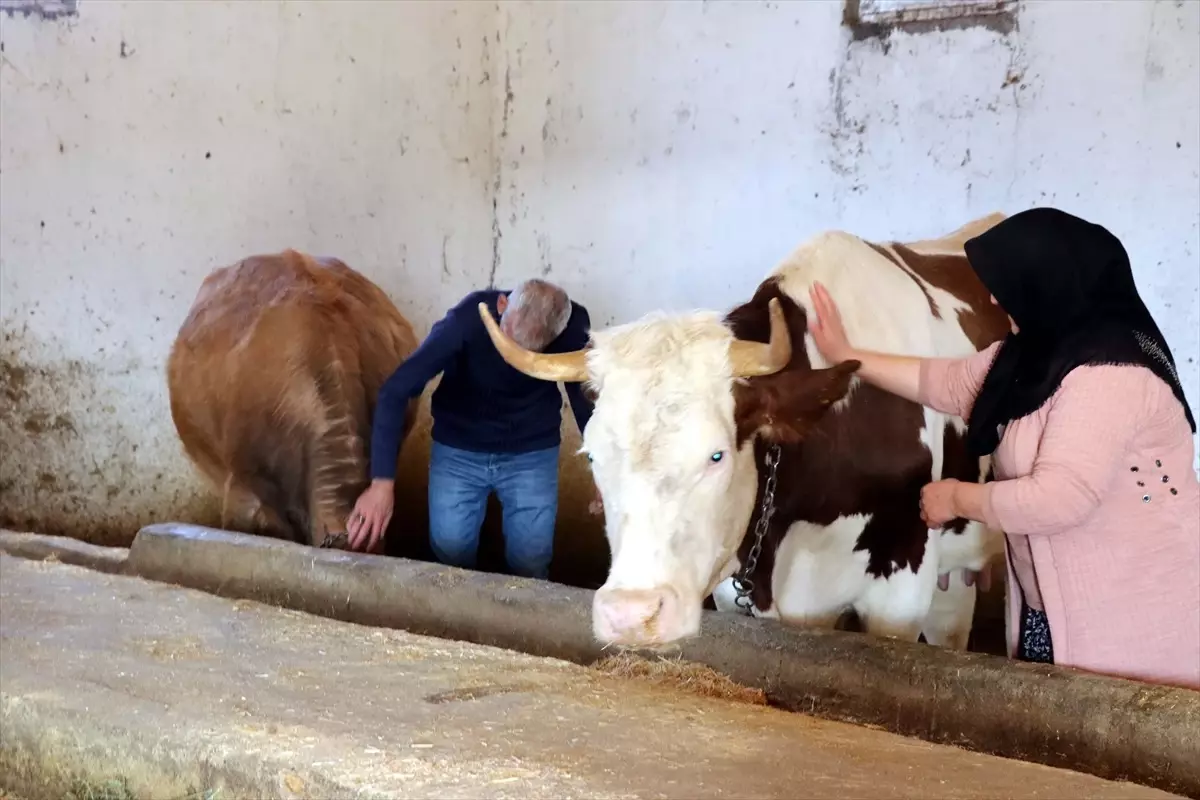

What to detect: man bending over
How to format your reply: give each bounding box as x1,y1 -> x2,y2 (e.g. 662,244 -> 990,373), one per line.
347,278 -> 594,580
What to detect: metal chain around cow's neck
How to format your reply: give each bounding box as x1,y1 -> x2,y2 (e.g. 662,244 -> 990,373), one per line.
732,443 -> 781,615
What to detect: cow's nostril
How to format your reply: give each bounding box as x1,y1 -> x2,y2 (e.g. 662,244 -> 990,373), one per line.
649,596 -> 665,621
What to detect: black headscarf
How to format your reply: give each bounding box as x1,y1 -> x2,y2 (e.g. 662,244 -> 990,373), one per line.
963,207 -> 1195,458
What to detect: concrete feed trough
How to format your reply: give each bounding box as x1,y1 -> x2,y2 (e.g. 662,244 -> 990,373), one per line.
0,551 -> 1189,800
2,524 -> 1196,798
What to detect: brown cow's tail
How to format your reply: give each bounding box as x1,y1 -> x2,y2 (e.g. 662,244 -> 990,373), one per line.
307,333 -> 371,544
225,315 -> 371,548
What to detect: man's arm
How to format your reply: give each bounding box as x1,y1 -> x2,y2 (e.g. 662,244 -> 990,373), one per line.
369,309 -> 465,481
550,303 -> 594,434
564,382 -> 594,435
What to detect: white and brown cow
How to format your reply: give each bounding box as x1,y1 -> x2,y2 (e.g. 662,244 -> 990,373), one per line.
479,214 -> 1013,651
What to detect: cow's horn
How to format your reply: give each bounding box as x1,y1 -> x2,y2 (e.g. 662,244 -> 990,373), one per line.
729,297 -> 792,377
477,302 -> 589,383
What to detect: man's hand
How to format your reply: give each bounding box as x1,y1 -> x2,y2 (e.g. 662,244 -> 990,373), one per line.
347,479 -> 395,553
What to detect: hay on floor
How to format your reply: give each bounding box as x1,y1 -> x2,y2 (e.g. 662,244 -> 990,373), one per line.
592,652 -> 768,706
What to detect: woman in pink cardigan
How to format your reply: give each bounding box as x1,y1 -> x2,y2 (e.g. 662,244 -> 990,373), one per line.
809,208 -> 1199,690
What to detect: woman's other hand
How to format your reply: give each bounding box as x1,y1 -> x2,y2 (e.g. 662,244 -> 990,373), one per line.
921,478 -> 963,528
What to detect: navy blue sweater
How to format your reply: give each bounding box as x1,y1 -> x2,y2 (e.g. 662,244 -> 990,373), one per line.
369,290 -> 595,480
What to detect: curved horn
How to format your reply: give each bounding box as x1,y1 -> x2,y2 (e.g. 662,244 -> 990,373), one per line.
477,302 -> 590,383
729,296 -> 793,377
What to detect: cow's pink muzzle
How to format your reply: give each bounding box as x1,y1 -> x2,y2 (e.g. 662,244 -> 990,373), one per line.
592,585 -> 689,647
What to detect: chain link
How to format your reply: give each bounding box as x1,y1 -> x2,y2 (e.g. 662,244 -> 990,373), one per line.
731,443 -> 781,615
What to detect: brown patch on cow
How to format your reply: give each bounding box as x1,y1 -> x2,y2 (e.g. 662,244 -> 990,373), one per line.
890,244 -> 1010,350
939,423 -> 983,534
868,242 -> 941,319
166,250 -> 420,548
724,280 -> 934,600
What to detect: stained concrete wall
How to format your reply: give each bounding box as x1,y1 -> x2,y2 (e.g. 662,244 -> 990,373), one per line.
2,1 -> 1198,587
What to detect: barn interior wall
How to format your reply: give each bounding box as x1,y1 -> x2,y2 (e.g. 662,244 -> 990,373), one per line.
3,1 -> 1197,587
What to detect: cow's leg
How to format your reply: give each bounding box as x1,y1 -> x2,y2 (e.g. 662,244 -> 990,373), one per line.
929,519 -> 1003,650
220,472 -> 248,530
218,472 -> 295,541
710,577 -> 742,614
224,413 -> 312,545
921,568 -> 977,650
853,529 -> 938,643
768,521 -> 864,629
923,418 -> 996,649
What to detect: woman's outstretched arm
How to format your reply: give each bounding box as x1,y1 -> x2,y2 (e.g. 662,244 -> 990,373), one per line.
808,281 -> 998,418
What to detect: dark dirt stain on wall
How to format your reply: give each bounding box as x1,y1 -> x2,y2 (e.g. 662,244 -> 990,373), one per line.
0,324 -> 220,546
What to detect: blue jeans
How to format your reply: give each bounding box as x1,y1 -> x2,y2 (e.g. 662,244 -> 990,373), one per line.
427,441 -> 559,580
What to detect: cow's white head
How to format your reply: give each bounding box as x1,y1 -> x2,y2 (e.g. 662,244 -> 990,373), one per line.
478,288 -> 858,648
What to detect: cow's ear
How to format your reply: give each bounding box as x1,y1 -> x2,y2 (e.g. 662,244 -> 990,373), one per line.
761,360 -> 860,443
804,359 -> 861,410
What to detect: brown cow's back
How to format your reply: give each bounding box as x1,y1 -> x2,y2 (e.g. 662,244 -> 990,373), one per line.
167,250 -> 418,547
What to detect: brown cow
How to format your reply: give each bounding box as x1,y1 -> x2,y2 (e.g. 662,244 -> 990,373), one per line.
167,250 -> 419,550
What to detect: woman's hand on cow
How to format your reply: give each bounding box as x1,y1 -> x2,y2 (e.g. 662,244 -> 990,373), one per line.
347,479 -> 394,553
920,478 -> 989,529
920,478 -> 963,528
808,281 -> 855,364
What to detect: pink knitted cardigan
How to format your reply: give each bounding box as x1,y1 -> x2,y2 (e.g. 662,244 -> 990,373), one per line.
919,342 -> 1200,690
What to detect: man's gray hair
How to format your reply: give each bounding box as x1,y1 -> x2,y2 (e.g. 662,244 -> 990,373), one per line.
501,278 -> 573,351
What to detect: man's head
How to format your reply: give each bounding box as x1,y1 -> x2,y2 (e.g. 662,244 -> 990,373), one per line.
496,279 -> 574,352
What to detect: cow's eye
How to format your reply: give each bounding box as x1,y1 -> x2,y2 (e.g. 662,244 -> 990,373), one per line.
710,451 -> 724,463
586,453 -> 594,463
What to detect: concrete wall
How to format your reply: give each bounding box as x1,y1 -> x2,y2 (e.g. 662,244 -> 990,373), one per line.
3,1 -> 1198,586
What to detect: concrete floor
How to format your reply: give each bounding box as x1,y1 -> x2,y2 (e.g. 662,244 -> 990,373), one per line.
0,554 -> 1182,800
